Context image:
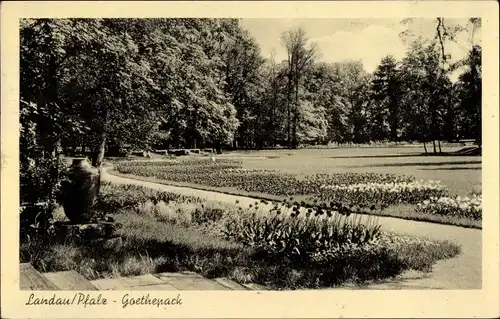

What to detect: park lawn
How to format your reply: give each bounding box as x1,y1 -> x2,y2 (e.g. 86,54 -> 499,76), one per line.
228,147 -> 481,197
21,182 -> 461,290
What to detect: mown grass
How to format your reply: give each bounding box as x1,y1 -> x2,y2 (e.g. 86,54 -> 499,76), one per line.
236,149 -> 480,197
378,204 -> 481,229
20,182 -> 462,289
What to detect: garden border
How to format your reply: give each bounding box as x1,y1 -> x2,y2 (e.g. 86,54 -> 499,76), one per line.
105,164 -> 481,229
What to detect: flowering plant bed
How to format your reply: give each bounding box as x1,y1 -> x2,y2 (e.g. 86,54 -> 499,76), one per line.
416,195 -> 482,220
317,180 -> 447,206
21,182 -> 461,289
111,158 -> 482,228
115,159 -> 437,204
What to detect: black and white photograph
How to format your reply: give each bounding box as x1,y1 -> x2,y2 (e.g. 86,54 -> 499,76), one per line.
2,1 -> 499,318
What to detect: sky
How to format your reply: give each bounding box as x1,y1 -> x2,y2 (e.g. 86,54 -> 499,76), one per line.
240,18 -> 480,76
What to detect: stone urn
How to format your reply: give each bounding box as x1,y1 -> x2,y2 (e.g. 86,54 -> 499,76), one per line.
61,158 -> 101,223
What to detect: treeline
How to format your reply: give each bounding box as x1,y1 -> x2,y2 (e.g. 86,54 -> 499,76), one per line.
21,18 -> 481,170
246,19 -> 482,153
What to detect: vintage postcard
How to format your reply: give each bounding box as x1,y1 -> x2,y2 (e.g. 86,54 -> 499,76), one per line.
1,1 -> 499,318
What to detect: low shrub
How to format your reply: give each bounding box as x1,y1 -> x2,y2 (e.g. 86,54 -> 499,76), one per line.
221,200 -> 460,284
309,234 -> 460,283
117,158 -> 243,167
134,200 -> 226,227
95,181 -> 203,212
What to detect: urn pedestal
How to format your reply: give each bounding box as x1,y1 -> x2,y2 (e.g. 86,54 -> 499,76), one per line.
61,158 -> 100,224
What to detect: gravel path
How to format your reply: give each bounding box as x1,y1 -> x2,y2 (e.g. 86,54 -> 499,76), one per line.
101,166 -> 481,289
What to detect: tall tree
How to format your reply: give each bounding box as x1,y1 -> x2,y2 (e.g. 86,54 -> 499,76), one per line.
400,38 -> 451,153
455,45 -> 482,145
128,18 -> 240,151
371,55 -> 404,142
66,19 -> 156,166
332,60 -> 371,143
221,21 -> 265,149
281,27 -> 318,148
256,55 -> 290,147
20,19 -> 88,206
304,62 -> 348,143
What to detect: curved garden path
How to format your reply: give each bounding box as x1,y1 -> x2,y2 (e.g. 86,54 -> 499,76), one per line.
101,166 -> 481,290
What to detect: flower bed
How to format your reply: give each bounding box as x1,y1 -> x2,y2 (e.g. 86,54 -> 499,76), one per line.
22,182 -> 461,289
116,158 -> 243,167
223,202 -> 382,265
415,195 -> 482,220
111,158 -> 486,227
115,160 -> 431,206
317,180 -> 447,206
221,200 -> 460,285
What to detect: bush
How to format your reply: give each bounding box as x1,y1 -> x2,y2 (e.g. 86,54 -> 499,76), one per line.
95,181 -> 203,212
221,200 -> 460,286
20,100 -> 61,207
20,99 -> 87,234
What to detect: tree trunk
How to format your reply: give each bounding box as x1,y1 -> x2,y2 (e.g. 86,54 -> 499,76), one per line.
291,113 -> 298,149
71,142 -> 77,157
432,140 -> 437,154
292,78 -> 299,149
215,141 -> 222,154
92,132 -> 106,168
51,139 -> 63,200
438,140 -> 442,154
287,104 -> 292,149
476,120 -> 482,147
256,137 -> 264,150
423,141 -> 428,154
286,73 -> 293,149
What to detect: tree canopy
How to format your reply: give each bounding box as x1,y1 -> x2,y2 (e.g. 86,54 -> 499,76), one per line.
21,17 -> 482,166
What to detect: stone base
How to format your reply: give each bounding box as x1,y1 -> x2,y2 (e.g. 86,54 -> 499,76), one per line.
53,216 -> 120,241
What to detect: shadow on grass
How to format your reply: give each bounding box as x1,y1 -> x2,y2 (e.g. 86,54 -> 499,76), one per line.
421,167 -> 481,171
327,146 -> 481,160
344,160 -> 482,168
327,154 -> 423,159
328,153 -> 481,159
